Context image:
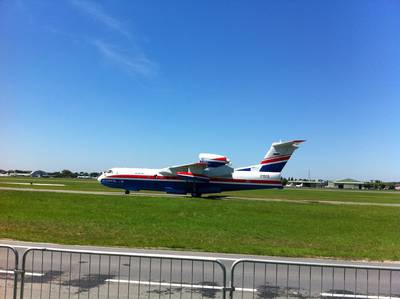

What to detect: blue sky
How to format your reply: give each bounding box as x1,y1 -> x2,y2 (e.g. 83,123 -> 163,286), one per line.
1,0 -> 399,181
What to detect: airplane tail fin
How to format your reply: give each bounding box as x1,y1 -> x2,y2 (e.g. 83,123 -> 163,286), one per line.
258,140 -> 305,172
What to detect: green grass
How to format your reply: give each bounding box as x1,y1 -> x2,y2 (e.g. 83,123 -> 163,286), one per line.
1,190 -> 400,261
1,177 -> 400,204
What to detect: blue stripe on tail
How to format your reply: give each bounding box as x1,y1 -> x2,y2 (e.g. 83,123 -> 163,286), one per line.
259,162 -> 287,172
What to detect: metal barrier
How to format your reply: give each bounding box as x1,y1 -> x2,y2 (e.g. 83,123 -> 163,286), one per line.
1,244 -> 400,299
229,259 -> 400,299
19,247 -> 227,299
0,245 -> 19,299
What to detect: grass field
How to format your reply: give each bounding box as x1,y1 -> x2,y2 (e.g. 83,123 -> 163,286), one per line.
1,176 -> 400,204
1,189 -> 400,261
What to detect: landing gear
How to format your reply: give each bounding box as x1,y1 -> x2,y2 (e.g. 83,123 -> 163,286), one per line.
125,190 -> 130,195
191,183 -> 202,198
191,192 -> 202,198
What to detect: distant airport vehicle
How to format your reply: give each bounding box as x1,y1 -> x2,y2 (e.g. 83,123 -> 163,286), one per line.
98,140 -> 304,196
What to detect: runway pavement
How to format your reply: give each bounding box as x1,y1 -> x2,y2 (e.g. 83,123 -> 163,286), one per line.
1,240 -> 400,299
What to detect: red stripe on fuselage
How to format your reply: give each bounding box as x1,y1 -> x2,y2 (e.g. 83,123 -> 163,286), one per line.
108,174 -> 175,180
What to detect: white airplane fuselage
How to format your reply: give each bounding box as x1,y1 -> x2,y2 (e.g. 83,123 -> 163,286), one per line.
98,167 -> 282,195
98,140 -> 304,196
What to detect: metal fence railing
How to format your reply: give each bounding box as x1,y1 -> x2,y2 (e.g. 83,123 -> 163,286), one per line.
0,245 -> 19,299
229,259 -> 400,299
1,244 -> 400,299
19,247 -> 227,299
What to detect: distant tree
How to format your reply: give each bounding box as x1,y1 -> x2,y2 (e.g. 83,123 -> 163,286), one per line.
60,170 -> 74,178
371,180 -> 385,190
90,172 -> 100,177
281,178 -> 288,185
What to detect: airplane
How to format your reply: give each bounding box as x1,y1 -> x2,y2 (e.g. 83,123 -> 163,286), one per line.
97,140 -> 304,197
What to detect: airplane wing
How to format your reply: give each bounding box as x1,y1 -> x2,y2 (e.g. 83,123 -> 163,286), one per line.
158,162 -> 208,176
176,172 -> 210,183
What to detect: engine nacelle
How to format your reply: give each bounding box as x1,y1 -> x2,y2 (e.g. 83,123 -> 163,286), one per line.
199,153 -> 230,167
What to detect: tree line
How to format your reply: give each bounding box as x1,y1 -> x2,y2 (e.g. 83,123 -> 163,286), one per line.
0,169 -> 101,178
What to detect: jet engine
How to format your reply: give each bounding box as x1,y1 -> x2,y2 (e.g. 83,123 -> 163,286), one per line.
199,153 -> 230,167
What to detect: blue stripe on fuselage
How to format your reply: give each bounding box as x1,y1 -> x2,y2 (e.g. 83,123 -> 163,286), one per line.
100,178 -> 282,194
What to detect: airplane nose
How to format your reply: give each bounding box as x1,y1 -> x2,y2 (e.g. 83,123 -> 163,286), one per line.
97,173 -> 104,182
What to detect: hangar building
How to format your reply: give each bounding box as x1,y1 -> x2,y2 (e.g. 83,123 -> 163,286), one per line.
30,170 -> 49,178
327,178 -> 365,190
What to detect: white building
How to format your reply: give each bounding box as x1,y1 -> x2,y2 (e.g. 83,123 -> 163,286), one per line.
327,179 -> 365,190
30,170 -> 49,178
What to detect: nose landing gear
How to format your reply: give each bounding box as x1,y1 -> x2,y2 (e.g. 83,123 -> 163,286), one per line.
125,190 -> 130,195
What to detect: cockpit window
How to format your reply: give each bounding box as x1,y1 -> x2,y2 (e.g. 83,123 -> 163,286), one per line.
106,169 -> 113,173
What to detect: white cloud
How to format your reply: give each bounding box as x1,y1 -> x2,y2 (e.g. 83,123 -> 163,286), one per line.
69,0 -> 157,77
69,0 -> 130,38
68,0 -> 158,78
92,40 -> 157,77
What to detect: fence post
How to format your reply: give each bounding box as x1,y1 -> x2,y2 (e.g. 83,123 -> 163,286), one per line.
0,245 -> 19,299
229,260 -> 239,299
215,260 -> 228,299
19,247 -> 39,299
12,248 -> 19,299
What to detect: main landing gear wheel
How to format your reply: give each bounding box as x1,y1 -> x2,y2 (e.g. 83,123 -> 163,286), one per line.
191,192 -> 202,198
125,190 -> 130,195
